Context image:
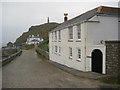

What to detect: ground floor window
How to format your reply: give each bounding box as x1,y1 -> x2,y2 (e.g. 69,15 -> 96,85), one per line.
52,46 -> 54,52
77,48 -> 81,61
55,46 -> 57,53
69,47 -> 72,59
59,46 -> 61,53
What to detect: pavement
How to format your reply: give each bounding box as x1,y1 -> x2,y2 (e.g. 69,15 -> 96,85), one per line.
2,49 -> 120,88
48,60 -> 111,80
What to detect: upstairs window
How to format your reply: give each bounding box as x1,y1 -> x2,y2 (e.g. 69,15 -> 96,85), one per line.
68,27 -> 73,40
52,32 -> 54,41
58,30 -> 61,41
77,24 -> 81,40
55,31 -> 57,41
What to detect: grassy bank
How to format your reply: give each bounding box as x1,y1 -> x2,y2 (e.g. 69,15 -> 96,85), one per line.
36,51 -> 48,60
2,49 -> 18,58
38,42 -> 48,51
24,44 -> 34,50
101,77 -> 120,85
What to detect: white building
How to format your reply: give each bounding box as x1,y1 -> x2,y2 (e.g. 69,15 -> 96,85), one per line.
49,6 -> 120,74
26,34 -> 44,45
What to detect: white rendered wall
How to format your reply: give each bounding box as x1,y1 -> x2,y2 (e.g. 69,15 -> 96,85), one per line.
85,15 -> 118,74
49,23 -> 86,71
87,15 -> 118,45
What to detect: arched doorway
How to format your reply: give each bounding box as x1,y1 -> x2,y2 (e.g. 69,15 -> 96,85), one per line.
91,49 -> 103,73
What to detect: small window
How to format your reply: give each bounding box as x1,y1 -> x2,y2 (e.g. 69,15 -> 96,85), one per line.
77,49 -> 81,61
68,27 -> 73,40
58,30 -> 61,41
55,46 -> 57,53
77,24 -> 81,39
69,47 -> 72,58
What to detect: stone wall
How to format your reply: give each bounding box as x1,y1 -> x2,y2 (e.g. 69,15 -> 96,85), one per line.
35,47 -> 49,60
105,41 -> 120,77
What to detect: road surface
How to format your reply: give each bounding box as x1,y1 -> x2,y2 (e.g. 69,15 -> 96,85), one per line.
2,49 -> 116,88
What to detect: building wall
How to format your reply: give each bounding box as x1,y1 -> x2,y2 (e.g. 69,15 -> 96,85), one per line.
86,45 -> 106,74
105,41 -> 120,76
49,15 -> 119,74
87,15 -> 118,45
49,23 -> 87,71
84,15 -> 118,74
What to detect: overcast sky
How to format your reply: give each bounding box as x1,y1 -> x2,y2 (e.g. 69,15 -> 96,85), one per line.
0,0 -> 119,47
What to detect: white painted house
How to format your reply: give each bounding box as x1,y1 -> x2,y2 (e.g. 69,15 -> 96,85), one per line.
49,6 -> 119,74
26,34 -> 44,45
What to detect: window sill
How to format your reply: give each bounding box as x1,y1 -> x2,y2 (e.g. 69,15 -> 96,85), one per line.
69,56 -> 72,59
54,52 -> 57,55
76,39 -> 81,42
68,39 -> 73,42
58,54 -> 61,56
76,59 -> 81,62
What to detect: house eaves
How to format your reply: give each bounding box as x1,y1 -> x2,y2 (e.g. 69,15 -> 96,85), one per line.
50,6 -> 120,33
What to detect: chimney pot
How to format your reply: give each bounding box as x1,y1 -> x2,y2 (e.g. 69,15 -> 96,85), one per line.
64,13 -> 68,22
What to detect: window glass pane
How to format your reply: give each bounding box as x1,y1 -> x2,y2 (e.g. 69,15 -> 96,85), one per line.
55,46 -> 57,52
59,30 -> 61,41
69,27 -> 73,39
78,49 -> 81,59
55,31 -> 57,41
69,47 -> 72,57
52,32 -> 53,41
59,46 -> 61,53
77,25 -> 81,39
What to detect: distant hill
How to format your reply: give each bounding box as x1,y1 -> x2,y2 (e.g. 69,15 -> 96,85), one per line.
14,23 -> 59,45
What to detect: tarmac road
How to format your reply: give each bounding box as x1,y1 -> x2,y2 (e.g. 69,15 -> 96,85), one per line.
2,49 -> 118,88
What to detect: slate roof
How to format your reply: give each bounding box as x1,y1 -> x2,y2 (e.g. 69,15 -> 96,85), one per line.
51,6 -> 120,32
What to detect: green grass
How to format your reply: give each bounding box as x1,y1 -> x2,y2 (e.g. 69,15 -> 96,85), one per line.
38,42 -> 48,51
101,77 -> 120,85
14,23 -> 59,45
4,51 -> 17,57
36,52 -> 48,60
25,44 -> 34,50
2,49 -> 18,58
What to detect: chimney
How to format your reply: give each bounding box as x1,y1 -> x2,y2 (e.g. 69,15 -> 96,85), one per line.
47,17 -> 49,23
64,13 -> 68,22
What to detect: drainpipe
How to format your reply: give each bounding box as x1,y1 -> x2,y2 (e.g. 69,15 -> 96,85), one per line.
84,23 -> 87,71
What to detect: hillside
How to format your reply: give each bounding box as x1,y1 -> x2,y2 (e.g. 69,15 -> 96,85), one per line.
14,23 -> 59,45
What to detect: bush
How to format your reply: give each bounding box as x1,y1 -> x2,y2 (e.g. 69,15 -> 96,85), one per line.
25,44 -> 34,50
38,42 -> 48,51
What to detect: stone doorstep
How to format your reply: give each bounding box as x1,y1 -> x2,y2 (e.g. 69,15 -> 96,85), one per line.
47,60 -> 110,80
